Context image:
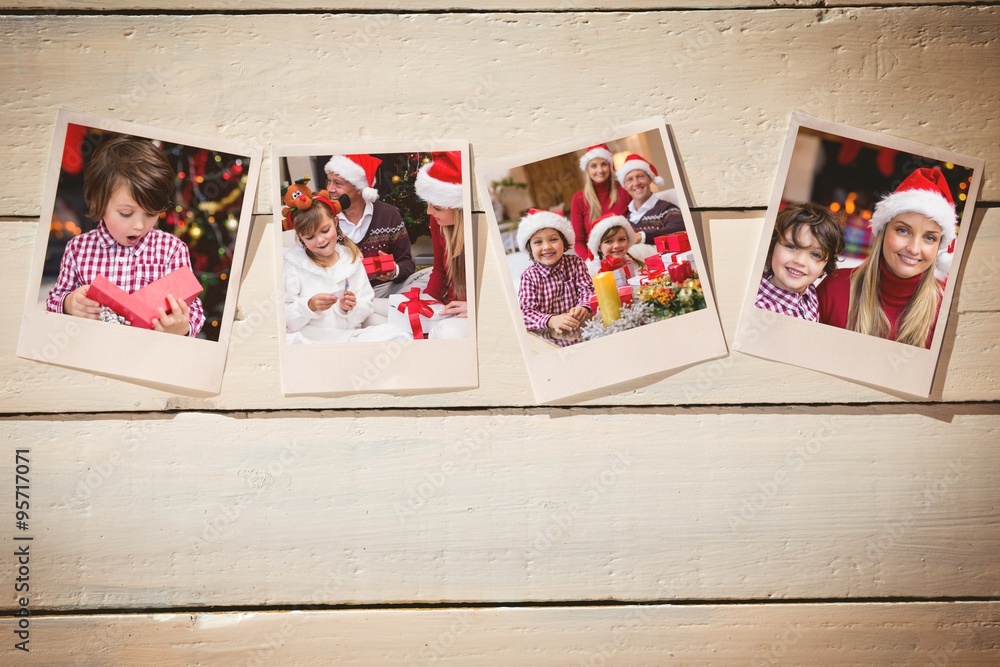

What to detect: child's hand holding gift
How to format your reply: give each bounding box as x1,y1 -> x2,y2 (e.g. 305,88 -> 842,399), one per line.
151,294 -> 192,336
337,290 -> 357,313
64,285 -> 102,319
307,293 -> 339,313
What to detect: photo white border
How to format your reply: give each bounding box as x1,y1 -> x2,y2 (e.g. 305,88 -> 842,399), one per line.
272,140 -> 478,396
16,109 -> 263,395
476,117 -> 728,403
732,112 -> 985,398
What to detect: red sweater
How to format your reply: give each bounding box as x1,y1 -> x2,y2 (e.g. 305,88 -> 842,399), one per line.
424,215 -> 464,303
569,179 -> 630,259
817,262 -> 940,347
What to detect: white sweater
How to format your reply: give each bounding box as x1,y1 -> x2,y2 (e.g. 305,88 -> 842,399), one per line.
283,244 -> 375,343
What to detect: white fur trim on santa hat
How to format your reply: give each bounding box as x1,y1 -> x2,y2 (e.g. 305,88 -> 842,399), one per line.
616,158 -> 664,187
415,162 -> 464,209
586,215 -> 636,263
870,188 -> 958,247
516,210 -> 575,254
324,155 -> 379,203
578,146 -> 614,173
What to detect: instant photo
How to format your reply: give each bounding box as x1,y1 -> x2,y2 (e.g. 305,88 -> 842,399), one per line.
17,109 -> 262,394
733,112 -> 984,397
272,140 -> 478,395
476,117 -> 728,402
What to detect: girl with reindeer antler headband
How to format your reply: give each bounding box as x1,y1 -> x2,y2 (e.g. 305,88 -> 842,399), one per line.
281,178 -> 408,345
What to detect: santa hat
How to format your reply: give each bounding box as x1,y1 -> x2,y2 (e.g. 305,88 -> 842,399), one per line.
578,143 -> 615,174
516,208 -> 575,255
870,167 -> 958,276
615,153 -> 664,187
415,151 -> 464,209
324,153 -> 382,203
585,214 -> 636,271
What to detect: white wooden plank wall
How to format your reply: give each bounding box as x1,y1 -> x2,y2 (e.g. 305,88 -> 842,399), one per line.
1,3 -> 998,664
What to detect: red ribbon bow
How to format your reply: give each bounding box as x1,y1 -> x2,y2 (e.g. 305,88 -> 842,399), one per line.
396,288 -> 438,339
599,256 -> 629,273
641,266 -> 666,281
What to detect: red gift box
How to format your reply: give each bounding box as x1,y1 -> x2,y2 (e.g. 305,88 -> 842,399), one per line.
600,256 -> 633,287
655,231 -> 691,254
668,260 -> 693,283
618,284 -> 633,306
363,251 -> 396,277
87,266 -> 203,330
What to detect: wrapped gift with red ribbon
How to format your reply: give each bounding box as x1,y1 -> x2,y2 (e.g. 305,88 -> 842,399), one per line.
388,288 -> 444,339
668,260 -> 693,283
642,254 -> 668,281
655,231 -> 691,254
362,251 -> 396,277
87,266 -> 203,329
588,294 -> 599,315
599,255 -> 633,287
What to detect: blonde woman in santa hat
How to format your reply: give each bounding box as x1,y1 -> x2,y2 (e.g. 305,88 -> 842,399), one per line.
817,167 -> 957,348
325,153 -> 415,299
569,143 -> 631,259
414,151 -> 469,339
585,213 -> 645,277
618,153 -> 685,247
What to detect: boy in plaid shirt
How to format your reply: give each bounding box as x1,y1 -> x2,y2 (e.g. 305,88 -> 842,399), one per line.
754,203 -> 844,321
47,135 -> 204,336
516,209 -> 594,346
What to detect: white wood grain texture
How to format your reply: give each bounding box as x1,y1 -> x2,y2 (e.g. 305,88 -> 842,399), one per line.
16,603 -> 1000,665
2,409 -> 997,610
2,1 -> 968,12
0,9 -> 996,217
4,212 -> 999,412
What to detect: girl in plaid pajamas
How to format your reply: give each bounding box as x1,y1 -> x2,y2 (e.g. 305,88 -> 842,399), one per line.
46,135 -> 204,336
516,209 -> 595,345
754,203 -> 844,322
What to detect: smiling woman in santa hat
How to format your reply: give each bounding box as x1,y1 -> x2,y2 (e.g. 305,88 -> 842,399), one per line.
569,144 -> 631,259
414,151 -> 469,339
325,153 -> 415,298
817,167 -> 958,348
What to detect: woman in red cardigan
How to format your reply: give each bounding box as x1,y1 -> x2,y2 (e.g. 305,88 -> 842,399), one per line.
817,167 -> 958,348
569,143 -> 630,259
414,150 -> 469,339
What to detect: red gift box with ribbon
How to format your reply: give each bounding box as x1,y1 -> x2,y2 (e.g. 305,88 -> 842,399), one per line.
87,266 -> 203,329
363,251 -> 396,277
654,231 -> 691,254
388,288 -> 443,339
642,254 -> 667,281
668,260 -> 693,283
599,255 -> 633,287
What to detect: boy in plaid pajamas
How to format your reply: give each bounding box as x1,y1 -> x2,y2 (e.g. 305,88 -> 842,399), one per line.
516,209 -> 594,346
47,135 -> 204,336
754,203 -> 844,322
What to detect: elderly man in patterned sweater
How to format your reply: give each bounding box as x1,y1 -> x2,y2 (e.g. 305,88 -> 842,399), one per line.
324,153 -> 415,298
